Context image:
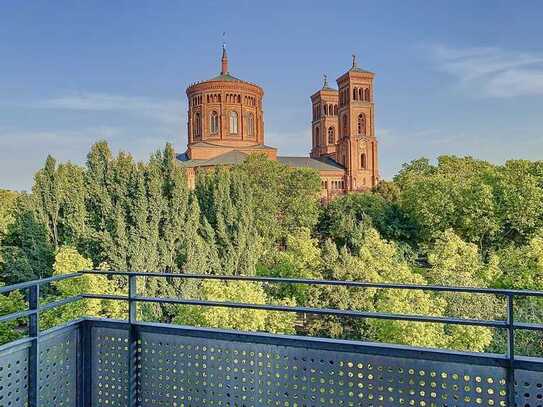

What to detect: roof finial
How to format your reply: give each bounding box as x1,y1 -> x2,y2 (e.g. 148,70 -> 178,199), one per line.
323,74 -> 328,88
352,54 -> 357,68
221,32 -> 228,75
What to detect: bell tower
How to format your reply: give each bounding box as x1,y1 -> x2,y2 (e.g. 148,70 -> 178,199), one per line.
336,55 -> 379,190
310,75 -> 339,159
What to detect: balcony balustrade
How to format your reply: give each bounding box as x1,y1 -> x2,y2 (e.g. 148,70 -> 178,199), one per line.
0,271 -> 541,406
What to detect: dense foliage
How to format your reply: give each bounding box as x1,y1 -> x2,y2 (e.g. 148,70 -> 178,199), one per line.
0,144 -> 542,355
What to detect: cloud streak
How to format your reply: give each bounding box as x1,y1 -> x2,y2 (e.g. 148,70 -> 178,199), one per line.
36,92 -> 184,126
431,45 -> 543,97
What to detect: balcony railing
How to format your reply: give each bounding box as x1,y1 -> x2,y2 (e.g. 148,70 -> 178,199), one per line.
0,271 -> 542,406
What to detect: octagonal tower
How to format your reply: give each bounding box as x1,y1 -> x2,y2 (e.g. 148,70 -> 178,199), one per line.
185,46 -> 274,161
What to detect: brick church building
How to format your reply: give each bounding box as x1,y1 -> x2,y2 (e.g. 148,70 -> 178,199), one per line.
178,46 -> 379,199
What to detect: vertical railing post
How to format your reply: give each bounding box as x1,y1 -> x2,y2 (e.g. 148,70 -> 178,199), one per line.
28,284 -> 40,407
506,294 -> 515,406
128,274 -> 138,407
78,319 -> 92,407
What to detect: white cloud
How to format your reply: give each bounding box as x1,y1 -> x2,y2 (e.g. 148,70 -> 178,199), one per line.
483,69 -> 543,97
431,45 -> 543,97
36,92 -> 184,126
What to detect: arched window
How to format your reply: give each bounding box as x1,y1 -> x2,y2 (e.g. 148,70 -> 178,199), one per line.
334,105 -> 338,115
210,111 -> 219,134
342,114 -> 348,137
194,112 -> 201,138
365,88 -> 370,101
324,104 -> 328,115
229,111 -> 238,134
361,153 -> 366,169
328,127 -> 335,144
353,88 -> 358,100
247,113 -> 255,136
315,126 -> 320,146
358,113 -> 366,135
359,88 -> 363,101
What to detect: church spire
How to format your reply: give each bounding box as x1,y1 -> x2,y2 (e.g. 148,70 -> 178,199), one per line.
220,33 -> 228,75
352,54 -> 357,69
221,45 -> 228,75
322,74 -> 328,89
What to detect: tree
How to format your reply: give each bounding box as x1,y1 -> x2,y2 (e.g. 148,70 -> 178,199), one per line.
0,287 -> 26,344
41,246 -> 125,329
280,167 -> 322,234
393,157 -> 436,189
308,225 -> 448,348
319,192 -> 416,248
0,189 -> 19,239
83,142 -> 194,322
173,280 -> 296,334
497,232 -> 543,291
494,160 -> 543,244
32,156 -> 61,249
425,229 -> 501,351
258,227 -> 323,304
234,154 -> 321,250
372,180 -> 400,203
1,197 -> 54,284
399,157 -> 500,248
196,168 -> 260,276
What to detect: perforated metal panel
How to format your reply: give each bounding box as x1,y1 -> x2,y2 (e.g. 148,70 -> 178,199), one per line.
0,342 -> 29,407
39,327 -> 78,406
91,326 -> 129,406
516,369 -> 543,407
0,324 -> 79,407
2,319 -> 540,406
85,322 -> 543,407
138,330 -> 513,407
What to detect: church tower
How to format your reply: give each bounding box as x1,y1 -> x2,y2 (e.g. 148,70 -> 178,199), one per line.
185,45 -> 270,160
310,75 -> 339,159
335,55 -> 379,190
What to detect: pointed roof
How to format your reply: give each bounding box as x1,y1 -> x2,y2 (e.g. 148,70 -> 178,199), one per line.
321,74 -> 336,91
188,45 -> 261,88
207,72 -> 244,82
349,54 -> 374,74
221,44 -> 228,75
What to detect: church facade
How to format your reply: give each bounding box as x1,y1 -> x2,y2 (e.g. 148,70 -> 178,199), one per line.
178,47 -> 379,199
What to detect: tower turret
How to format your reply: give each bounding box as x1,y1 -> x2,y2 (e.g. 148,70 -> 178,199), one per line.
335,54 -> 379,190
310,74 -> 339,159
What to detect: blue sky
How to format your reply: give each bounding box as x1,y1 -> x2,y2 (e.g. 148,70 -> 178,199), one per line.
1,1 -> 543,191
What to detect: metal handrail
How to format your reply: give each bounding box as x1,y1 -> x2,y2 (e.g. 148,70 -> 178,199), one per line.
0,270 -> 542,407
81,269 -> 543,407
0,272 -> 81,294
81,269 -> 543,297
82,293 -> 510,328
